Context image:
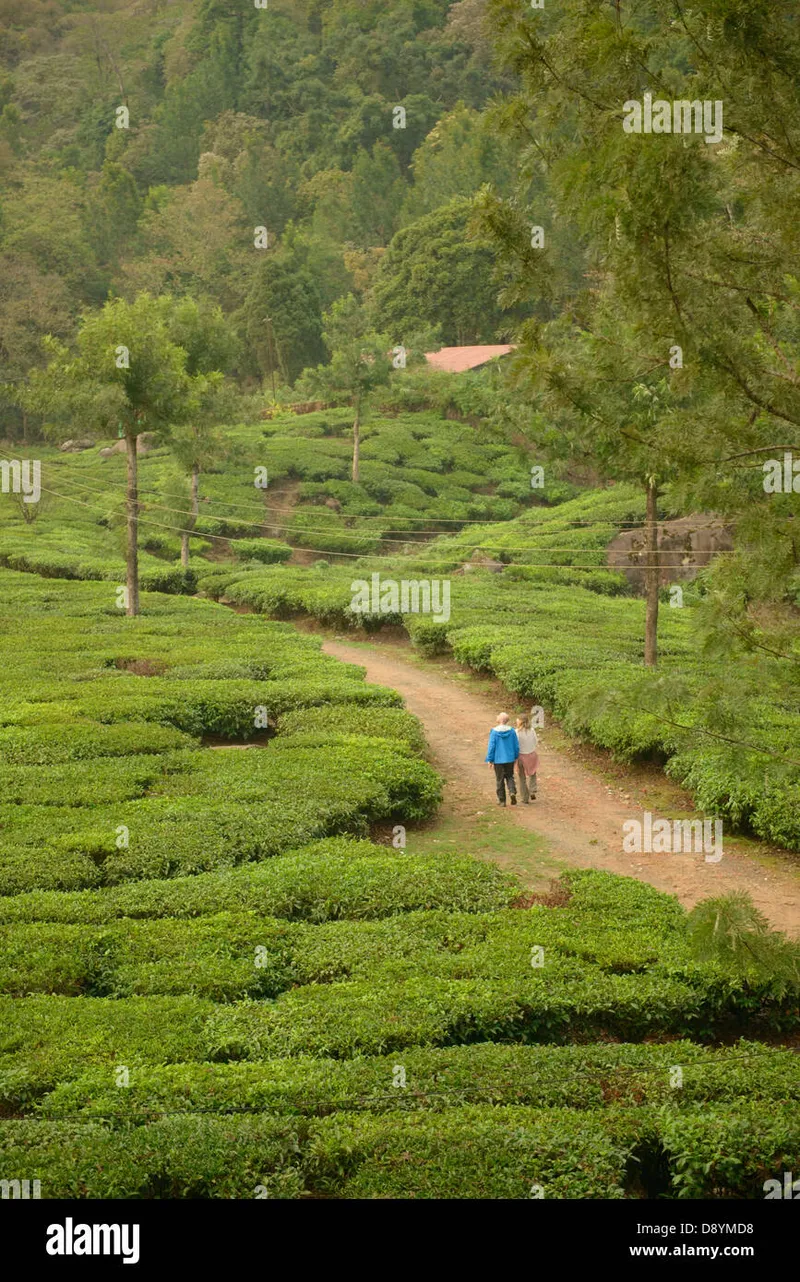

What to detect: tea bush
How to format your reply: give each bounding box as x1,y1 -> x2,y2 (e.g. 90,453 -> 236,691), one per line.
232,540 -> 293,565
37,1041 -> 799,1123
0,572 -> 439,896
0,839 -> 518,926
305,1105 -> 643,1199
661,1103 -> 800,1199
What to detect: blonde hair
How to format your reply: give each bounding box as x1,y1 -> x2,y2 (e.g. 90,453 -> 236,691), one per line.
517,713 -> 531,731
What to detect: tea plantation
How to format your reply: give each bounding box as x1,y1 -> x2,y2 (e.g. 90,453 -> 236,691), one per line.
0,569 -> 798,1198
4,411 -> 798,851
0,407 -> 534,578
199,551 -> 800,854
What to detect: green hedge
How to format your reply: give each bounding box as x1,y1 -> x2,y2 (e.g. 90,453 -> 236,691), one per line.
0,1116 -> 306,1199
0,746 -> 440,895
2,1100 -> 794,1198
277,706 -> 426,755
37,1041 -> 800,1123
0,996 -> 212,1107
0,571 -> 439,896
306,1105 -> 645,1199
661,1103 -> 800,1199
0,722 -> 197,765
232,539 -> 293,565
202,973 -> 783,1062
0,839 -> 517,926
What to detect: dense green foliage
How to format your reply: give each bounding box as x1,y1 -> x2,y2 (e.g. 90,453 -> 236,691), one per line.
0,408 -> 535,573
0,0 -> 513,430
1,856 -> 798,1196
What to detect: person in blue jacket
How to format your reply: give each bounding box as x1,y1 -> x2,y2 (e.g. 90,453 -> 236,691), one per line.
485,713 -> 520,806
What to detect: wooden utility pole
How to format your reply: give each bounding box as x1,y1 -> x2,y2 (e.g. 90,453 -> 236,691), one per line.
644,477 -> 659,667
125,430 -> 140,617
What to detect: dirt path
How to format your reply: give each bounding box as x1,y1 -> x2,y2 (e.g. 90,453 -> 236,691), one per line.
323,638 -> 800,935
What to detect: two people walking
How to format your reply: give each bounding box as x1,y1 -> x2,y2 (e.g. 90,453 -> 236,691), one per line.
485,712 -> 539,807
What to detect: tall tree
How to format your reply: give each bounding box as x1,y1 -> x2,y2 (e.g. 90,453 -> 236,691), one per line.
484,0 -> 800,659
89,161 -> 142,267
0,257 -> 74,441
299,295 -> 393,483
350,141 -> 405,248
21,293 -> 195,616
241,256 -> 325,387
402,104 -> 515,222
372,197 -> 512,345
166,297 -> 239,566
121,178 -> 249,313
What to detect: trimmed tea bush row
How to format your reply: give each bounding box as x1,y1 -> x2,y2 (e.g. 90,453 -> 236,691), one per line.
0,746 -> 439,896
0,838 -> 517,926
0,967 -> 792,1103
0,572 -> 440,896
0,410 -> 545,579
0,1101 -> 796,1198
0,867 -> 752,1004
36,1040 -> 800,1123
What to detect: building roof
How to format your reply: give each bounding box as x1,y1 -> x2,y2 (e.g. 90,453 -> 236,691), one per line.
424,344 -> 516,373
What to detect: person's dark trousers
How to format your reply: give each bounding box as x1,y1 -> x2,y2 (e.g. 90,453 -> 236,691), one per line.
494,762 -> 517,804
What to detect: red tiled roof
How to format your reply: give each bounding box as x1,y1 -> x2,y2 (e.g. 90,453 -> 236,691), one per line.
425,345 -> 516,373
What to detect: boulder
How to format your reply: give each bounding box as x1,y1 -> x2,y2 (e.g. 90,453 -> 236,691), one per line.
464,554 -> 505,574
97,432 -> 158,457
607,514 -> 734,589
59,439 -> 95,453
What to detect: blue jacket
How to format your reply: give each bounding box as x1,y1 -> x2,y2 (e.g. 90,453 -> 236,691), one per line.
485,726 -> 519,764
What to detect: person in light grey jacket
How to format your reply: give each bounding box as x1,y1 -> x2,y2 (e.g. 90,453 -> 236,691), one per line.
515,713 -> 539,803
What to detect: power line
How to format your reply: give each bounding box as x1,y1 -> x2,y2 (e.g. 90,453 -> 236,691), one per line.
2,456 -> 734,559
36,451 -> 716,530
0,479 -> 716,567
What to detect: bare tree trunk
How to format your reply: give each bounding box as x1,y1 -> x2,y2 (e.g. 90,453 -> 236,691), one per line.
181,463 -> 200,569
644,477 -> 659,667
21,411 -> 27,445
352,397 -> 361,484
126,432 -> 139,617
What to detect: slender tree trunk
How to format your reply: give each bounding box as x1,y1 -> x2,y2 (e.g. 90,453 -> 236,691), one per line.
191,463 -> 200,518
181,464 -> 200,569
644,477 -> 659,667
21,411 -> 27,445
126,432 -> 139,617
352,396 -> 361,484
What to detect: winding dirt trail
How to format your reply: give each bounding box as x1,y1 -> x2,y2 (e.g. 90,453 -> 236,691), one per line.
323,637 -> 800,936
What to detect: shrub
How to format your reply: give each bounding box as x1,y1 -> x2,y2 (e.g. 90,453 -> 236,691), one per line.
661,1104 -> 800,1198
232,540 -> 293,565
305,1105 -> 644,1199
0,840 -> 518,926
0,1116 -> 306,1198
38,1041 -> 800,1123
